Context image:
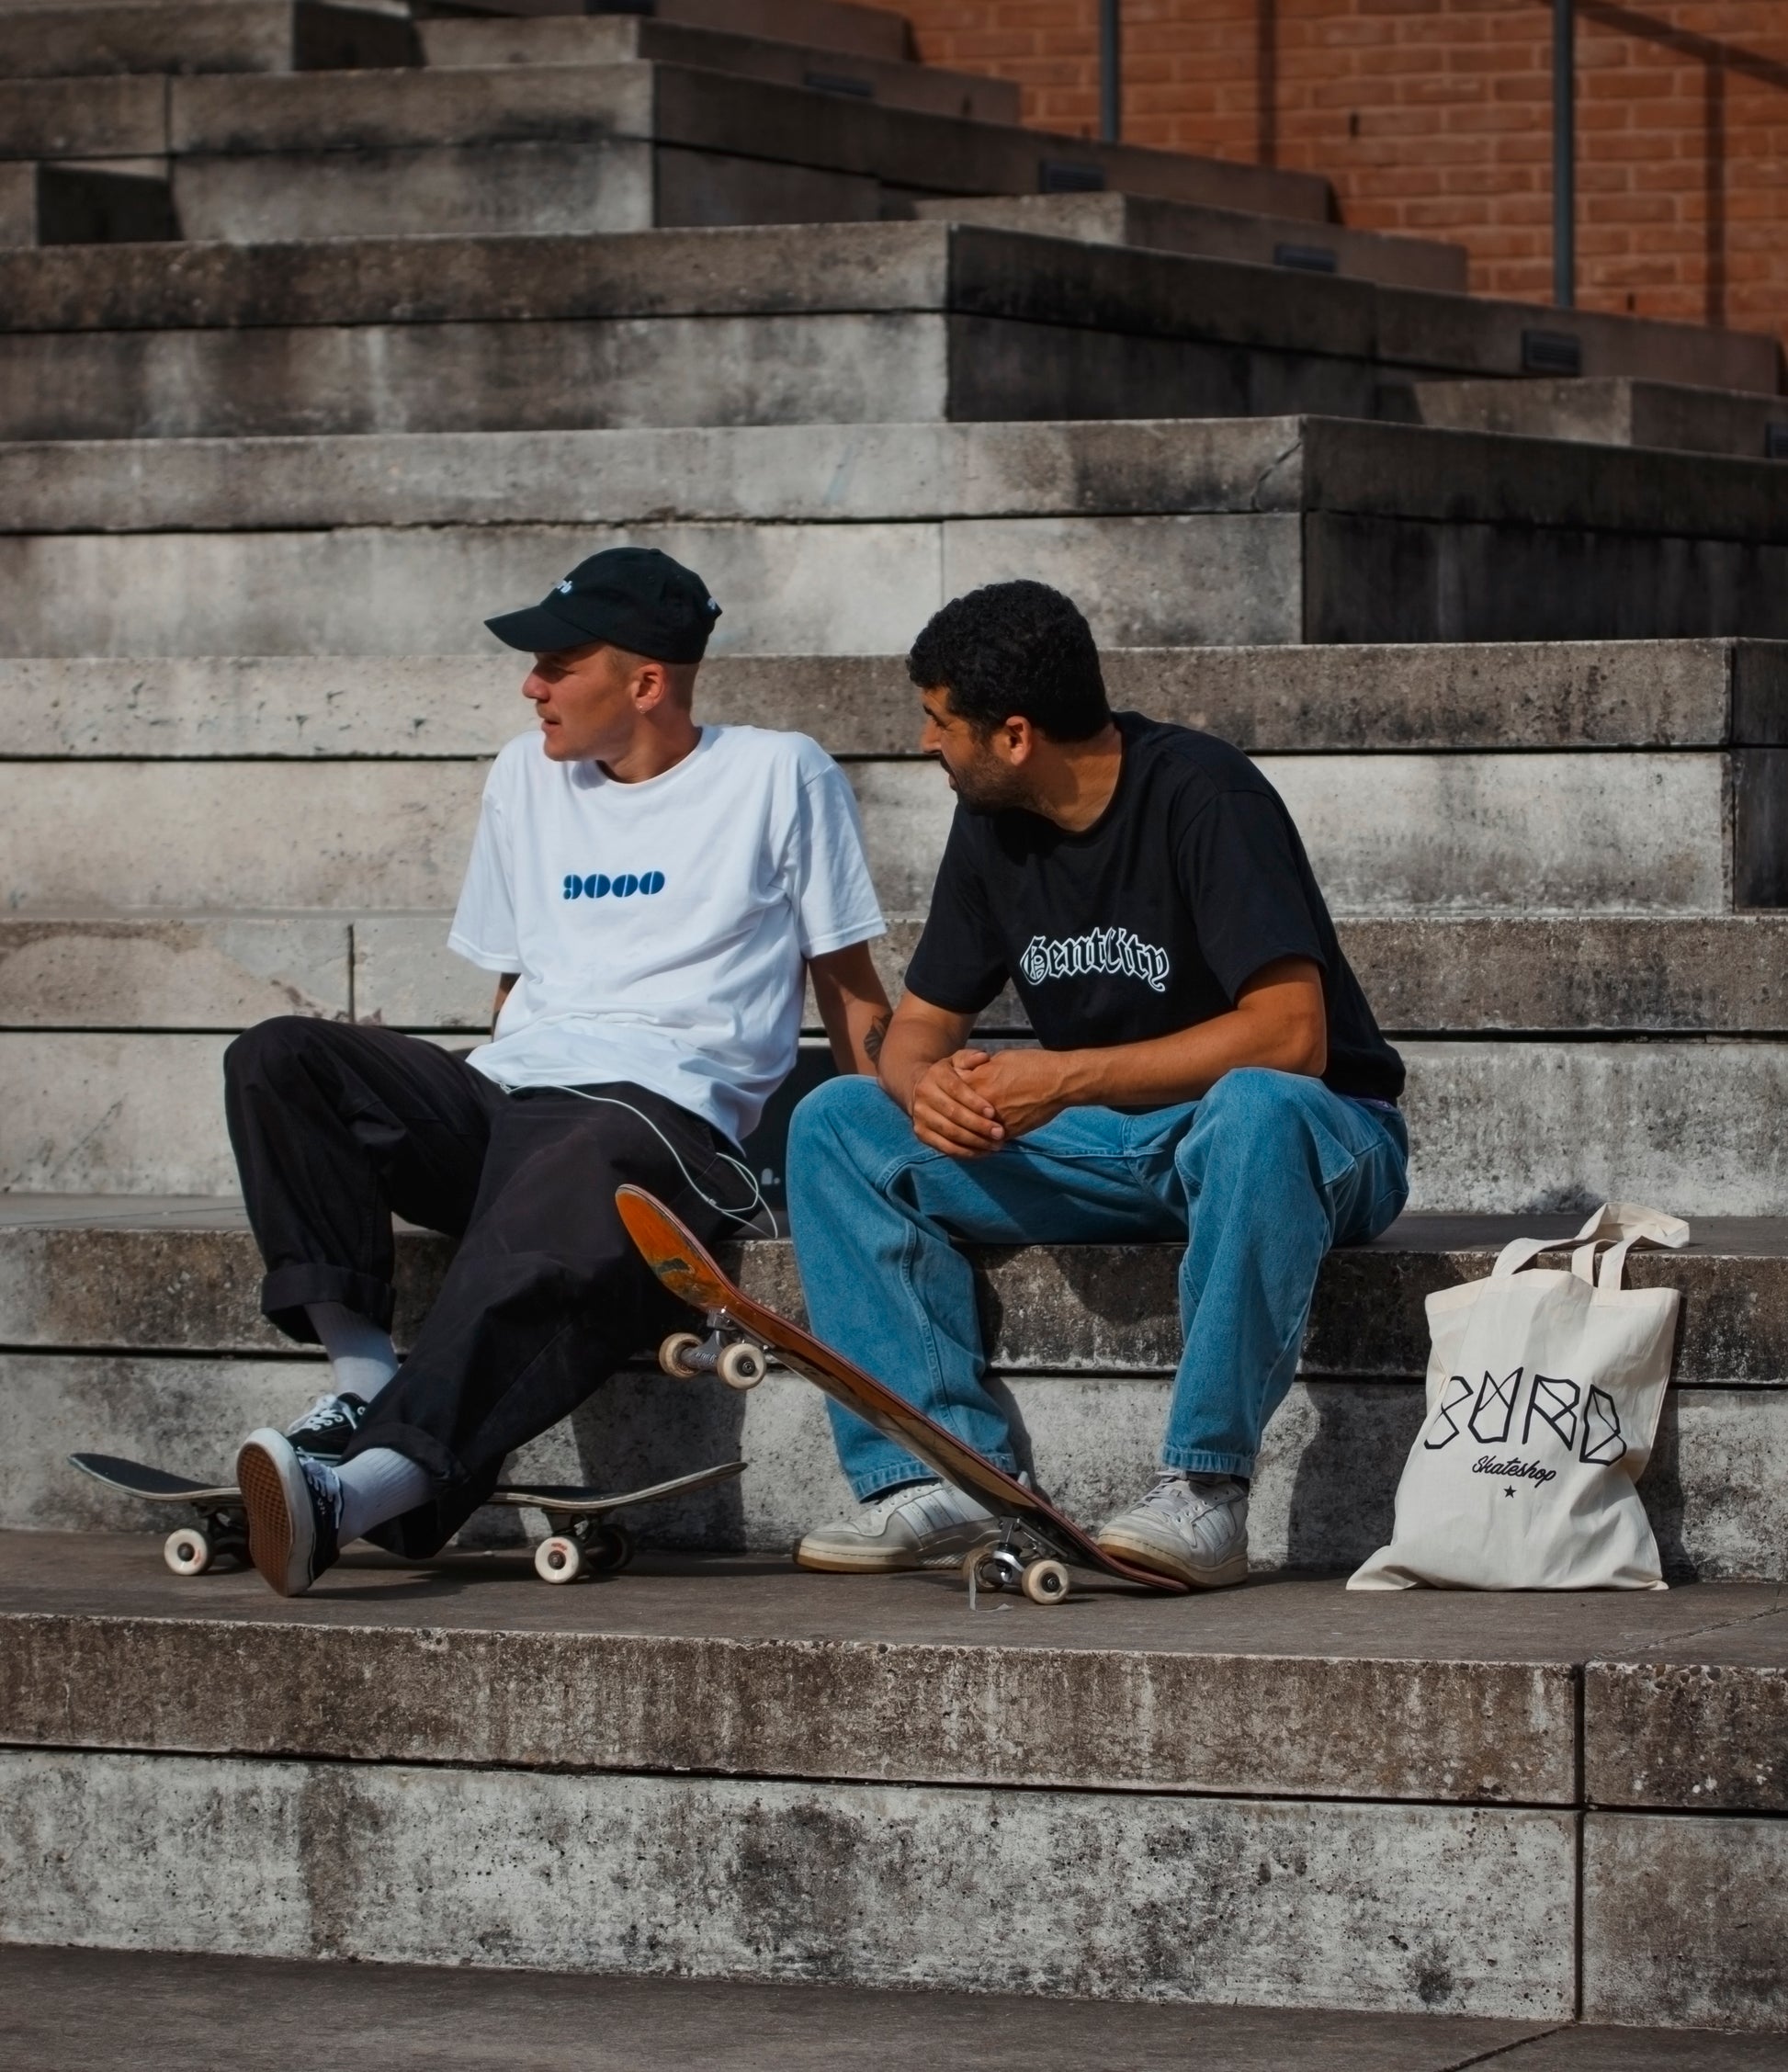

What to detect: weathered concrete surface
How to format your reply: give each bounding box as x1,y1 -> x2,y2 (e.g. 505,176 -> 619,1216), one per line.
0,916 -> 352,1029
0,75 -> 167,158
0,222 -> 1755,401
155,62 -> 1330,222
4,1351 -> 1782,1578
8,1207 -> 1788,1382
0,0 -> 419,78
6,642 -> 1781,756
914,190 -> 1469,293
1394,377 -> 1788,462
0,1944 -> 1575,2072
0,749 -> 1757,921
11,911 -> 1777,1036
1396,1039 -> 1788,1217
0,1746 -> 1576,2014
10,419 -> 1788,539
8,1030 -> 1788,1210
0,516 -> 1305,655
1582,1813 -> 1788,2030
419,14 -> 1022,125
1585,1656 -> 1788,1811
0,1599 -> 1579,1802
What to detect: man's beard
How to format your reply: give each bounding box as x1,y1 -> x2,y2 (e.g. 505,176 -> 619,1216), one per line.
941,753 -> 1034,817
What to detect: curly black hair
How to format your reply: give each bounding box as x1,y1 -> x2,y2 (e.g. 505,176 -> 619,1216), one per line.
906,580 -> 1110,742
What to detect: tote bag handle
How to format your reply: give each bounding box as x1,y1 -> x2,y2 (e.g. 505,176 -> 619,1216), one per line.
1490,1204 -> 1690,1285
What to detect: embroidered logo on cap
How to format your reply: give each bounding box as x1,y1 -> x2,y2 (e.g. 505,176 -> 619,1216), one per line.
556,580 -> 574,594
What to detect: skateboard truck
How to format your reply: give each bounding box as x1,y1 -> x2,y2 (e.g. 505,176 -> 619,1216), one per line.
163,1507 -> 250,1578
658,1312 -> 770,1391
963,1520 -> 1071,1608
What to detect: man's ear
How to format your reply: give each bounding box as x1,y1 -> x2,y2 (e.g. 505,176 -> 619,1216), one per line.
1000,714 -> 1035,764
628,659 -> 669,712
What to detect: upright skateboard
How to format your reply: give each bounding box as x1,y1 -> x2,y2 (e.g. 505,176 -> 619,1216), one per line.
70,1452 -> 745,1583
617,1185 -> 1188,1604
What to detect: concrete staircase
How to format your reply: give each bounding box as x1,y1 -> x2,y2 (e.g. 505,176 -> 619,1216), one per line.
1,0 -> 1786,2032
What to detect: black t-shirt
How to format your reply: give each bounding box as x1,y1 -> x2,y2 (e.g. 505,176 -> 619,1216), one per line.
905,712 -> 1405,1104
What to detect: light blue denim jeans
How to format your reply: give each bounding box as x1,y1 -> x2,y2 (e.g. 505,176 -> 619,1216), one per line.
785,1067 -> 1410,1500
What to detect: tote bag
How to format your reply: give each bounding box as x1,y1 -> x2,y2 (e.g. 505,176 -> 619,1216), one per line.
1349,1203 -> 1689,1591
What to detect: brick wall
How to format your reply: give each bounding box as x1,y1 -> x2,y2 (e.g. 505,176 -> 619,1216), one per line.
901,0 -> 1788,347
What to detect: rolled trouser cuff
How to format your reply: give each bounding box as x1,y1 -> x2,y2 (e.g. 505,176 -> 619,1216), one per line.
260,1264 -> 396,1343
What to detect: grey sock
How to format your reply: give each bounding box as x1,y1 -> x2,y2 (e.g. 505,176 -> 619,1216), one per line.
334,1447 -> 433,1543
305,1301 -> 400,1404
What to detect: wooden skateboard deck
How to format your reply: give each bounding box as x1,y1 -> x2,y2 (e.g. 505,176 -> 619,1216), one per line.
616,1184 -> 1187,1601
70,1451 -> 745,1585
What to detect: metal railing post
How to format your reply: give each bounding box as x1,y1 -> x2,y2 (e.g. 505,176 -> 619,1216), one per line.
1553,0 -> 1576,307
1100,0 -> 1122,143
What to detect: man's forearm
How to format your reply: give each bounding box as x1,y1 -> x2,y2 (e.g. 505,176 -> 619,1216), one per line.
1050,1006 -> 1319,1110
876,1015 -> 960,1115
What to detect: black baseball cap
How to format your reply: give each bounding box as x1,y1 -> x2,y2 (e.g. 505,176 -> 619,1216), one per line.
485,547 -> 721,662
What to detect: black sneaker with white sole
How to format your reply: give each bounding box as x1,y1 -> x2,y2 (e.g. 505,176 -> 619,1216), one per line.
283,1390 -> 370,1462
236,1428 -> 343,1598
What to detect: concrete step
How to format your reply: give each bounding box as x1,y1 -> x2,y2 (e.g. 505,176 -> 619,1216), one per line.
11,912 -> 1788,1041
418,13 -> 1019,125
0,0 -> 419,78
427,0 -> 916,68
40,1947 -> 1740,2072
914,189 -> 1468,294
6,643 -> 1780,756
1,223 -> 1775,436
1397,377 -> 1788,462
4,1031 -> 1788,1212
0,63 -> 1329,232
0,1542 -> 1783,2027
0,746 -> 1776,918
6,420 -> 1788,656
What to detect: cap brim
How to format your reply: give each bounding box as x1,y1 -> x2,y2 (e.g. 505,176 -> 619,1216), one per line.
484,604 -> 597,653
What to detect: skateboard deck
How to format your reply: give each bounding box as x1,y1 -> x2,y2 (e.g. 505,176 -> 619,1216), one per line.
70,1451 -> 745,1585
616,1184 -> 1187,1602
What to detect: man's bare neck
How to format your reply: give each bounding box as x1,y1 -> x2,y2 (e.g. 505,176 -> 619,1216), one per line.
1030,720 -> 1125,832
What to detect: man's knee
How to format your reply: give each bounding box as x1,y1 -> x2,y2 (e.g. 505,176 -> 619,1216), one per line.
787,1073 -> 906,1175
223,1014 -> 334,1093
1183,1067 -> 1316,1162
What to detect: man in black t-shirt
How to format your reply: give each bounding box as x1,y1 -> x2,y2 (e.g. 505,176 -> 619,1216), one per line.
785,580 -> 1409,1588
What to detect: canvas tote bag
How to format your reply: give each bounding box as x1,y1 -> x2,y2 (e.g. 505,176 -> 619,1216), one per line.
1349,1203 -> 1689,1591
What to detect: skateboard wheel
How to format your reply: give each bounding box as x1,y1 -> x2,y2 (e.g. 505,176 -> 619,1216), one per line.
164,1526 -> 213,1577
716,1341 -> 767,1390
659,1330 -> 704,1378
1022,1558 -> 1071,1605
535,1534 -> 584,1584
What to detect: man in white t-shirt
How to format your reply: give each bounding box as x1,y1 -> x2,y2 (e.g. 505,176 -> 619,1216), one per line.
226,548 -> 889,1596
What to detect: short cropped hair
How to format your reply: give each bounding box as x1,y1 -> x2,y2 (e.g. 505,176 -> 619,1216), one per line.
906,580 -> 1111,742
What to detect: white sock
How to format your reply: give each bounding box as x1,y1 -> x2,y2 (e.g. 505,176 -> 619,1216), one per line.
334,1447 -> 434,1544
306,1301 -> 400,1403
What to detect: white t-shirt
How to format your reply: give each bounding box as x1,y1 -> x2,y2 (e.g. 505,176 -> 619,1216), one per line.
448,725 -> 884,1144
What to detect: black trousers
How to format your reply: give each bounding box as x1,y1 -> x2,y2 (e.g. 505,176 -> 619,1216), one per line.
223,1017 -> 738,1557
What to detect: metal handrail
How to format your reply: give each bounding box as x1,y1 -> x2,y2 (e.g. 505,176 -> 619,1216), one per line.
1554,0 -> 1576,307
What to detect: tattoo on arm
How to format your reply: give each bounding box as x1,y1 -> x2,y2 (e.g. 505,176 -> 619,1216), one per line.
864,1013 -> 890,1065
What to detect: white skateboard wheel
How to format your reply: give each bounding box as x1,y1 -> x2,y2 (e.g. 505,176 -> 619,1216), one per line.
717,1341 -> 767,1390
1022,1558 -> 1071,1605
164,1526 -> 213,1577
659,1330 -> 703,1378
535,1534 -> 584,1584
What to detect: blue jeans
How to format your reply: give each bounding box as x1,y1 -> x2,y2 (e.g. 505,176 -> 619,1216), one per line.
785,1067 -> 1410,1499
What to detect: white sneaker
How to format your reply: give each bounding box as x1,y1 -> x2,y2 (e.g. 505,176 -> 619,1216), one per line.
796,1479 -> 995,1573
1094,1472 -> 1250,1589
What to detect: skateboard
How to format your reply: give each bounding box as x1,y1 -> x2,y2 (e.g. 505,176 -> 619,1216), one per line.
69,1452 -> 746,1584
616,1184 -> 1189,1605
